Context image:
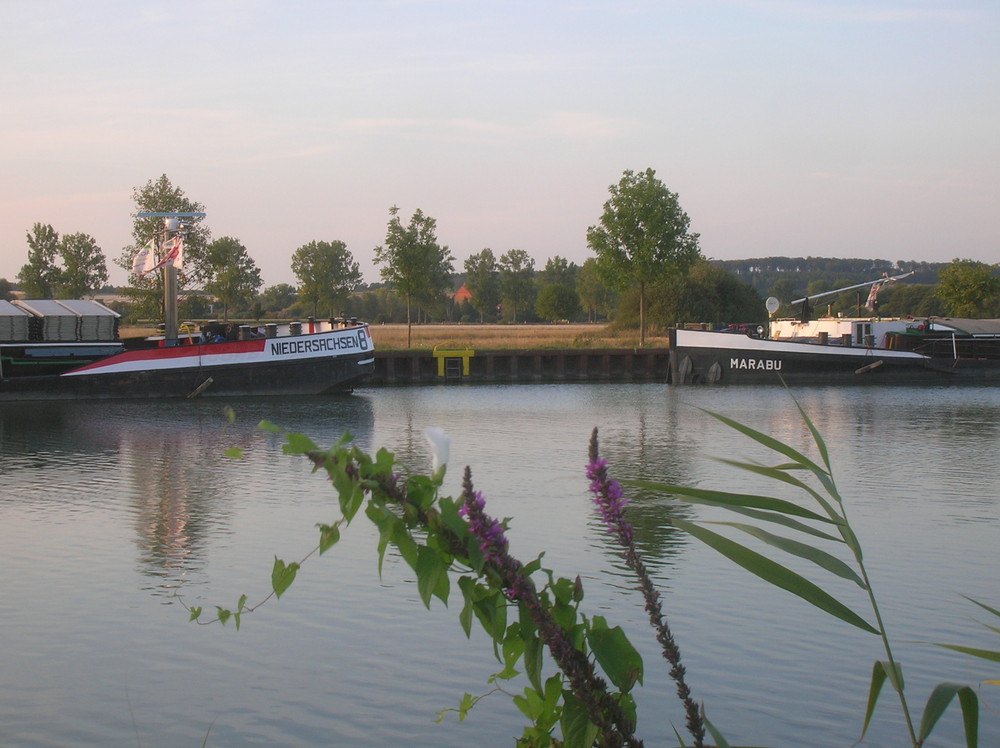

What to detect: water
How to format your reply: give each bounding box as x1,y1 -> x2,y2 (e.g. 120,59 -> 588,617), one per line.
0,384 -> 998,747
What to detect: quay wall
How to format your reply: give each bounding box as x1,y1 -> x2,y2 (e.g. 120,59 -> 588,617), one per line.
367,348 -> 669,385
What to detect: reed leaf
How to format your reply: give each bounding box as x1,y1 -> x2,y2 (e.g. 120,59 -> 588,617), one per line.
711,457 -> 842,521
930,644 -> 1000,663
701,521 -> 866,588
698,408 -> 829,478
792,394 -> 833,472
626,480 -> 834,523
692,502 -> 843,543
918,683 -> 978,748
670,518 -> 879,634
964,595 -> 1000,619
861,660 -> 904,740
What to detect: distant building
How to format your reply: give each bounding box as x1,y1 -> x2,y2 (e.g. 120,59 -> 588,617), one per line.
452,284 -> 472,303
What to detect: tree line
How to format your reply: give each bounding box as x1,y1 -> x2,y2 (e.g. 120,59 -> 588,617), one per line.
3,172 -> 999,339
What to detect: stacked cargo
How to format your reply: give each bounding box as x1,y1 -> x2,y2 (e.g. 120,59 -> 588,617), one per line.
0,300 -> 32,341
6,300 -> 121,342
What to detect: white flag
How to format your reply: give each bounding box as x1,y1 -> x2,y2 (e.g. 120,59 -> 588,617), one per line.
147,237 -> 183,275
131,239 -> 156,276
170,237 -> 184,270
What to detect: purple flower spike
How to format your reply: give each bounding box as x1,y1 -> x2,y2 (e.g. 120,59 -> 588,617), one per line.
586,447 -> 633,542
459,489 -> 509,564
587,428 -> 705,748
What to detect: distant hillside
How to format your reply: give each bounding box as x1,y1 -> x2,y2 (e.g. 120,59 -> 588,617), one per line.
712,257 -> 944,297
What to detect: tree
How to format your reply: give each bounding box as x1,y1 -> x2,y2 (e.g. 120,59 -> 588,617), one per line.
586,168 -> 701,345
539,255 -> 578,286
0,278 -> 12,301
258,283 -> 298,314
291,240 -> 363,318
936,259 -> 1000,317
576,257 -> 615,323
57,232 -> 109,298
18,223 -> 62,298
374,206 -> 454,346
535,284 -> 581,322
463,248 -> 500,323
18,224 -> 108,299
115,175 -> 210,320
498,249 -> 536,323
202,237 -> 263,320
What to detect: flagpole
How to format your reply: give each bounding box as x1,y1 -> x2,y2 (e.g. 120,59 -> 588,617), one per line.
164,252 -> 179,344
137,211 -> 205,346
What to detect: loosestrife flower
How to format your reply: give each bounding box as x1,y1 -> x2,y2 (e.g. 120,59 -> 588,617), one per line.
458,466 -> 642,747
587,428 -> 706,748
457,489 -> 509,563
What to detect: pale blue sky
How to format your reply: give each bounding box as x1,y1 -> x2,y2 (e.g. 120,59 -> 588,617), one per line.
2,0 -> 997,287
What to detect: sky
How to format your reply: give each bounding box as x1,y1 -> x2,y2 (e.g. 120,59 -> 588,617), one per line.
2,0 -> 998,289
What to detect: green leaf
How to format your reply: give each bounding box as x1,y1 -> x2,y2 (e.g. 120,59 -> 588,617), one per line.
918,683 -> 979,748
496,624 -> 525,680
704,502 -> 843,543
628,480 -> 833,523
587,615 -> 643,691
282,432 -> 318,455
704,521 -> 865,588
415,546 -> 447,608
560,690 -> 599,748
702,713 -> 730,748
698,407 -> 828,477
188,606 -> 202,622
224,447 -> 244,459
964,595 -> 1000,619
672,518 -> 879,634
711,457 -> 841,521
216,607 -> 231,626
271,556 -> 299,599
257,419 -> 282,433
473,590 -> 507,643
931,643 -> 1000,663
861,660 -> 903,739
317,523 -> 341,555
458,577 -> 475,638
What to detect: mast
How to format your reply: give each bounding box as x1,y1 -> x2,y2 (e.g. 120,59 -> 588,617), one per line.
136,211 -> 205,344
790,271 -> 914,307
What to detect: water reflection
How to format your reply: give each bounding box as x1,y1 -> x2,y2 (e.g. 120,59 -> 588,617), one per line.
0,396 -> 376,594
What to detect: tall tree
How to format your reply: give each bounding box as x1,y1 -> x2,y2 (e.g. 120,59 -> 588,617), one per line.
116,175 -> 210,319
18,223 -> 62,298
936,259 -> 1000,317
463,248 -> 500,323
203,237 -> 263,320
258,283 -> 298,314
291,240 -> 362,318
0,278 -> 12,301
498,249 -> 536,323
57,232 -> 109,298
539,255 -> 578,286
576,257 -> 615,323
587,168 -> 701,345
535,284 -> 581,322
374,206 -> 454,346
18,224 -> 108,299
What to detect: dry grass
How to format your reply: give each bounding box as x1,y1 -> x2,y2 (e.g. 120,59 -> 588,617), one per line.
119,322 -> 670,349
369,323 -> 670,351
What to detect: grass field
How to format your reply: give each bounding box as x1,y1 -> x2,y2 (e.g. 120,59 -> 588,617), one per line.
368,323 -> 669,350
120,323 -> 670,350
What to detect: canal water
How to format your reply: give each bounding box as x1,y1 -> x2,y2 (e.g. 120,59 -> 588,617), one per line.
0,383 -> 997,747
